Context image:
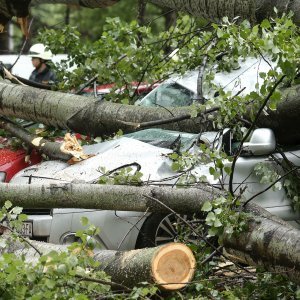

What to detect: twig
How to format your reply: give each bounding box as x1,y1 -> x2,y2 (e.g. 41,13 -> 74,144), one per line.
243,166 -> 300,207
75,274 -> 130,291
117,208 -> 149,250
118,107 -> 220,130
9,18 -> 34,72
0,225 -> 42,256
200,246 -> 223,265
196,40 -> 216,104
3,67 -> 26,85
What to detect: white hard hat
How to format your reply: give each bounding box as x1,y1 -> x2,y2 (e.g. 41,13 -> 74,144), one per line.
28,43 -> 53,60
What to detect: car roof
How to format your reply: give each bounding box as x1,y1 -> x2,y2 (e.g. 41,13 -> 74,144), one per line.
166,56 -> 275,97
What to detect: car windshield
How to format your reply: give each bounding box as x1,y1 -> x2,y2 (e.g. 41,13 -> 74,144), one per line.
125,128 -> 198,150
137,82 -> 194,107
124,128 -> 222,152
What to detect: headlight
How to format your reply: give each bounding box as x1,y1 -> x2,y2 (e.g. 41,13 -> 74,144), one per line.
0,172 -> 6,182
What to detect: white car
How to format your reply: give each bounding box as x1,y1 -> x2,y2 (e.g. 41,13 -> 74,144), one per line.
10,128 -> 300,250
136,56 -> 275,107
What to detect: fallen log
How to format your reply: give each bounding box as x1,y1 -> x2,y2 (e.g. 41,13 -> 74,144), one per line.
1,233 -> 195,290
223,203 -> 300,284
0,183 -> 218,213
94,242 -> 195,290
1,81 -> 300,144
0,117 -> 71,161
0,117 -> 93,163
0,182 -> 299,284
0,81 -> 211,137
24,0 -> 300,26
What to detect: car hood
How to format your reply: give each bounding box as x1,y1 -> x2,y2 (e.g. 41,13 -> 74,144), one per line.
11,133 -> 217,185
11,137 -> 176,184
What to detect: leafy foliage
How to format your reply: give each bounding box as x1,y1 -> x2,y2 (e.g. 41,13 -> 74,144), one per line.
98,165 -> 143,185
38,16 -> 207,103
255,161 -> 300,211
3,7 -> 300,300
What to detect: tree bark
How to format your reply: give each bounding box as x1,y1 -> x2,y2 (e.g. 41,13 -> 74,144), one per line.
0,182 -> 300,284
94,242 -> 195,290
0,81 -> 206,137
31,0 -> 300,25
0,183 -> 218,213
0,117 -> 72,161
1,81 -> 300,144
1,234 -> 196,290
223,203 -> 300,284
2,0 -> 300,32
31,0 -> 120,8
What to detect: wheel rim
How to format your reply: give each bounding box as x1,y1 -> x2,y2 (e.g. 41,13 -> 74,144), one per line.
154,213 -> 206,246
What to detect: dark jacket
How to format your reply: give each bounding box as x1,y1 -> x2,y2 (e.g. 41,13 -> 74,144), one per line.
29,66 -> 56,85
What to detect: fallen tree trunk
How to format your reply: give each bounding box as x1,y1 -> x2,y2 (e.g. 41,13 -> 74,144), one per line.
0,182 -> 300,284
0,117 -> 72,161
31,0 -> 119,7
223,204 -> 300,284
2,234 -> 195,290
0,183 -> 218,213
1,81 -> 300,144
29,0 -> 300,25
94,242 -> 195,290
0,81 -> 204,137
148,0 -> 300,25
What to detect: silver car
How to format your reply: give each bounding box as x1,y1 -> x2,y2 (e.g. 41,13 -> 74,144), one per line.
135,56 -> 275,107
11,128 -> 300,250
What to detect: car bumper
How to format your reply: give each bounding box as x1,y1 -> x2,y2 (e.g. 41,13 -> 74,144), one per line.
27,215 -> 53,238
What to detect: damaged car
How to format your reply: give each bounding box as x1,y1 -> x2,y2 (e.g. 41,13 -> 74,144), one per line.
10,127 -> 300,250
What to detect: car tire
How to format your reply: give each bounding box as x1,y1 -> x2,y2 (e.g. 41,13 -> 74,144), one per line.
135,212 -> 210,249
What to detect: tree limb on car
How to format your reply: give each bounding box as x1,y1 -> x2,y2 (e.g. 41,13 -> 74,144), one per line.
1,81 -> 300,144
0,182 -> 299,284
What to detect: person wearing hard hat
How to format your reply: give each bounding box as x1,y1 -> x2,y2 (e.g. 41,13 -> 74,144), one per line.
28,43 -> 56,85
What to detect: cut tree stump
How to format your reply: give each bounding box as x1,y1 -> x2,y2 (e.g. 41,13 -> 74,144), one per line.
0,232 -> 196,290
97,242 -> 196,290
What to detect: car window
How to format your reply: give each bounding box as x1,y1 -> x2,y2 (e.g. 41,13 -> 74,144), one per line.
138,83 -> 194,107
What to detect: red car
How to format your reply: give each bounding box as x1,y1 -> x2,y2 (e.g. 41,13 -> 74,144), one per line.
81,82 -> 159,99
0,137 -> 42,183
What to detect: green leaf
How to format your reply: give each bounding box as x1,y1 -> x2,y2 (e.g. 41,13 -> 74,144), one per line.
214,208 -> 222,215
261,19 -> 271,29
209,167 -> 215,175
45,279 -> 56,289
80,217 -> 89,226
225,226 -> 234,235
224,166 -> 232,175
169,153 -> 179,160
18,214 -> 28,222
201,201 -> 212,212
205,212 -> 216,225
208,227 -> 219,236
171,162 -> 180,171
4,201 -> 12,209
214,218 -> 222,227
12,207 -> 23,215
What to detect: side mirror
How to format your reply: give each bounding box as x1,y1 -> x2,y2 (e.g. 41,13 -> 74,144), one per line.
241,128 -> 276,156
